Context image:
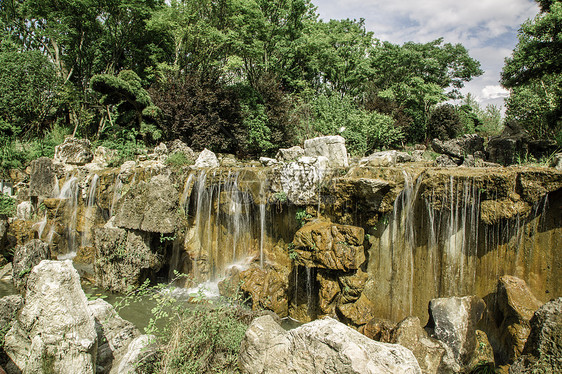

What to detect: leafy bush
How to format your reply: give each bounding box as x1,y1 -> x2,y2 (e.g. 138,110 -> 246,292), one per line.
0,193 -> 16,216
153,306 -> 251,373
427,104 -> 462,140
310,94 -> 402,155
165,152 -> 192,168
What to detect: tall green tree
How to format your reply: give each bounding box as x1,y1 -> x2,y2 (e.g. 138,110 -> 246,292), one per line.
502,0 -> 562,141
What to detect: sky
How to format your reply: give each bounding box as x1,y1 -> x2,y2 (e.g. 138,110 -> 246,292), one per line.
312,0 -> 540,109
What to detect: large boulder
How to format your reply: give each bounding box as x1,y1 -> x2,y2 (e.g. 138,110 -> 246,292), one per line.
276,146 -> 305,162
270,156 -> 329,205
293,220 -> 365,271
337,294 -> 377,327
391,316 -> 447,374
431,134 -> 484,162
114,174 -> 178,234
194,148 -> 219,168
11,239 -> 51,292
239,266 -> 289,318
16,201 -> 33,221
509,298 -> 562,374
484,275 -> 543,365
359,317 -> 396,342
304,136 -> 348,168
92,146 -> 118,167
29,157 -> 58,199
93,227 -> 163,293
426,296 -> 486,371
54,137 -> 94,165
88,299 -> 140,374
4,260 -> 97,374
115,335 -> 157,374
359,151 -> 413,167
239,315 -> 422,374
167,139 -> 196,162
0,295 -> 24,368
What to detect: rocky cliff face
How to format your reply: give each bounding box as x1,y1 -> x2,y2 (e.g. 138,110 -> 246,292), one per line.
1,138 -> 561,333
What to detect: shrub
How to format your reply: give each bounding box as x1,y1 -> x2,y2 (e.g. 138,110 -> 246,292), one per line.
0,193 -> 16,216
164,152 -> 192,168
155,305 -> 251,374
427,104 -> 462,140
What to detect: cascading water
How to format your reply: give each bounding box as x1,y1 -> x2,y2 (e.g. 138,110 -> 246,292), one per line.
58,176 -> 79,259
81,174 -> 99,247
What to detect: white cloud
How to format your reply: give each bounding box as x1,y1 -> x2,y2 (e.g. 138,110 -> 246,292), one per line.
482,85 -> 510,100
313,0 -> 540,108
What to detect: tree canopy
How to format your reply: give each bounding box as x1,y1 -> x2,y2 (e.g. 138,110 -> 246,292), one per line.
0,0 -> 487,159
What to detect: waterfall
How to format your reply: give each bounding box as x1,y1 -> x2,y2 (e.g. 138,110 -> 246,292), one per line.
81,174 -> 99,247
58,176 -> 79,259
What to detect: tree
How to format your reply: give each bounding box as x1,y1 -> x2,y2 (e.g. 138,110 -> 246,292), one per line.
501,0 -> 562,141
0,49 -> 62,137
149,73 -> 245,153
91,70 -> 162,143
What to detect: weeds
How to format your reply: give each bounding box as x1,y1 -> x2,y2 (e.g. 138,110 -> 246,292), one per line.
0,193 -> 16,216
164,152 -> 192,168
295,208 -> 312,227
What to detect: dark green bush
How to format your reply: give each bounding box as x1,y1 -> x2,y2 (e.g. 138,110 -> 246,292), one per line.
427,104 -> 462,140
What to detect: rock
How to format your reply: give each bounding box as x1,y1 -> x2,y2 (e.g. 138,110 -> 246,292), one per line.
114,174 -> 178,234
0,294 -> 24,336
337,294 -> 377,327
88,299 -> 140,373
359,150 -> 413,167
469,331 -> 495,372
431,134 -> 485,161
54,137 -> 94,165
435,154 -> 460,167
391,316 -> 447,374
259,157 -> 277,167
276,146 -> 305,162
29,157 -> 58,198
339,269 -> 369,303
303,136 -> 348,168
11,239 -> 51,292
270,157 -> 328,205
115,335 -> 157,374
4,260 -> 97,374
239,315 -> 422,374
293,220 -> 365,271
509,298 -> 562,374
426,296 -> 486,369
316,271 -> 340,316
194,148 -> 219,168
93,227 -> 162,293
485,275 -> 543,365
550,153 -> 562,171
167,139 -> 196,161
15,202 -> 32,221
93,146 -> 118,167
239,266 -> 289,318
153,142 -> 168,158
360,318 -> 396,343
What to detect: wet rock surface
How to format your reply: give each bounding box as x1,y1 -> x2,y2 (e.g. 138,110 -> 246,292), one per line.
114,174 -> 178,234
293,220 -> 365,271
239,266 -> 289,318
239,315 -> 422,374
93,227 -> 163,293
426,296 -> 486,371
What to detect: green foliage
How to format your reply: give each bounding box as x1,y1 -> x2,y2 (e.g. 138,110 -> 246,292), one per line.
502,1 -> 562,141
295,208 -> 312,227
427,104 -> 462,140
154,306 -> 250,373
164,152 -> 192,169
310,94 -> 403,155
469,362 -> 497,374
0,193 -> 16,216
0,49 -> 62,136
272,192 -> 288,204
